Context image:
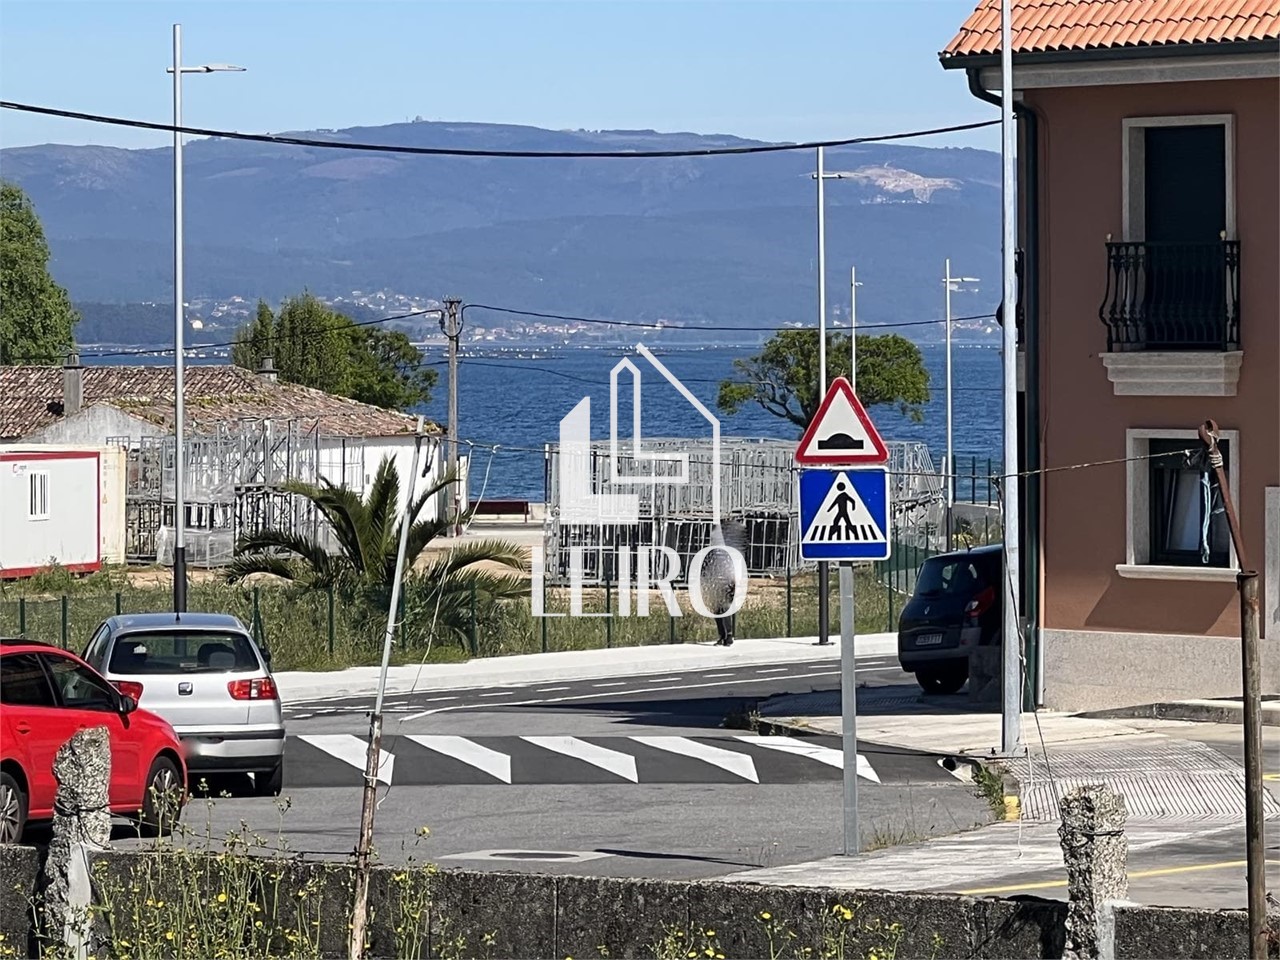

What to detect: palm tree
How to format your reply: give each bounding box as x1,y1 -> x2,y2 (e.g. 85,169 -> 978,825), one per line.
225,455 -> 526,647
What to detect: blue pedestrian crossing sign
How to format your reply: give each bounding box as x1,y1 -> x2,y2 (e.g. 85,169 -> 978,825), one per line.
798,468 -> 891,562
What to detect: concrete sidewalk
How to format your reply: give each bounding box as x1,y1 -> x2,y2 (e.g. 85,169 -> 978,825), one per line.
274,632 -> 896,704
744,688 -> 1280,909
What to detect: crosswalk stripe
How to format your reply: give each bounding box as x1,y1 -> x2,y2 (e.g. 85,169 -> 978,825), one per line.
741,735 -> 881,783
521,736 -> 639,782
630,736 -> 759,783
405,735 -> 512,783
297,734 -> 395,785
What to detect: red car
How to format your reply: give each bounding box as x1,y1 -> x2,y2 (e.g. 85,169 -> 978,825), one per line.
0,637 -> 187,843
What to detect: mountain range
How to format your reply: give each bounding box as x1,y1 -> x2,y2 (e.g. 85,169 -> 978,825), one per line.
1,120 -> 1003,336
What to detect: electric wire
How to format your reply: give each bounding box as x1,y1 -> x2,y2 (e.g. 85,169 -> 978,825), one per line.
0,101 -> 998,158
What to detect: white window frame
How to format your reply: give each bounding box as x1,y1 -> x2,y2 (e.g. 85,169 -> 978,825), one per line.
1121,114 -> 1236,243
28,471 -> 50,521
1119,427 -> 1239,582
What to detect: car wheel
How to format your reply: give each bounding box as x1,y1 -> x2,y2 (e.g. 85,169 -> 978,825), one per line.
252,761 -> 283,798
140,757 -> 183,837
0,772 -> 27,845
917,664 -> 968,696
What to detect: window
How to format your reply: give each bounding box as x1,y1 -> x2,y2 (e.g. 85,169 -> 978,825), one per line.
1149,439 -> 1231,567
1121,428 -> 1239,581
0,653 -> 56,707
915,558 -> 985,598
83,624 -> 111,670
28,471 -> 49,520
108,631 -> 260,675
42,655 -> 119,712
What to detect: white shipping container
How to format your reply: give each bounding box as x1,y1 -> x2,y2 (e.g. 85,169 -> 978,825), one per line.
0,449 -> 102,578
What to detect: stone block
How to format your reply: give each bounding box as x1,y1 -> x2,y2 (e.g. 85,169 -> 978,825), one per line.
1110,904 -> 1275,959
556,875 -> 690,960
970,896 -> 1067,959
430,869 -> 555,959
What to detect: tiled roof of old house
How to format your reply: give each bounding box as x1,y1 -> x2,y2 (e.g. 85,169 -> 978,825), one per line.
943,0 -> 1280,59
0,364 -> 433,440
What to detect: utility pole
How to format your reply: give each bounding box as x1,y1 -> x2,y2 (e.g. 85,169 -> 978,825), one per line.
441,298 -> 463,535
1199,420 -> 1267,960
172,23 -> 187,614
815,146 -> 830,647
349,417 -> 427,960
998,0 -> 1023,756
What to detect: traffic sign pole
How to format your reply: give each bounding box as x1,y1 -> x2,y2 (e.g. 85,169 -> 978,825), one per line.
839,562 -> 859,856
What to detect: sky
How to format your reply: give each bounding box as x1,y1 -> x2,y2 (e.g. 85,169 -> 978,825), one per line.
0,0 -> 996,152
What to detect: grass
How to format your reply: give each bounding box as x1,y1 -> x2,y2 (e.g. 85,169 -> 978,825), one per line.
972,762 -> 1010,819
0,564 -> 902,673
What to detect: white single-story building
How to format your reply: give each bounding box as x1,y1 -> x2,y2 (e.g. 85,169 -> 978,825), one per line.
0,356 -> 460,566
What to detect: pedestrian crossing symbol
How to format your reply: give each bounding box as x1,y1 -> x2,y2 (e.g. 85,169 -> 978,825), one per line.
798,468 -> 891,562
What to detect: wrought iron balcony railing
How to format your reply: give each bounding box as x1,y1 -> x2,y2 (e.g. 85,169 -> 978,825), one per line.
1100,240 -> 1240,351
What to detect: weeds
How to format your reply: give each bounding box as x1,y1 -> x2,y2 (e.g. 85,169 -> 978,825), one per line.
972,762 -> 1009,818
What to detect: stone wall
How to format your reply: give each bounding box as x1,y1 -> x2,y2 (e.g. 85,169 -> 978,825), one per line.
0,846 -> 1270,959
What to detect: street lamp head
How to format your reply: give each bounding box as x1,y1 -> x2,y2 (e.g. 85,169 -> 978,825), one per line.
167,64 -> 247,74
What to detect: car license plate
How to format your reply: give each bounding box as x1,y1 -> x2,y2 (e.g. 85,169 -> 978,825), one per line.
915,633 -> 944,646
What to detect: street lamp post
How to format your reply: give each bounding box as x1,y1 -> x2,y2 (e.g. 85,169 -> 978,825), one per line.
811,153 -> 860,649
168,24 -> 244,613
943,260 -> 980,550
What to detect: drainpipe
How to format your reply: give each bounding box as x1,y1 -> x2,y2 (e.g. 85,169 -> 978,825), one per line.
966,67 -> 1044,709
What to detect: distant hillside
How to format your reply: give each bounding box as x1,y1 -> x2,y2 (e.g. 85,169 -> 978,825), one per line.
3,120 -> 1002,335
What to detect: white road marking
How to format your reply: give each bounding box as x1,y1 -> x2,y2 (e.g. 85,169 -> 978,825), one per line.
297,734 -> 394,785
535,686 -> 570,693
480,691 -> 514,697
421,696 -> 459,703
704,673 -> 735,678
631,736 -> 759,783
521,736 -> 639,782
592,681 -> 626,688
756,667 -> 790,674
740,735 -> 881,783
405,735 -> 512,783
647,676 -> 684,682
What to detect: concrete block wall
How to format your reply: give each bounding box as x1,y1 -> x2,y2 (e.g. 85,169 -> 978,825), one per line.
0,846 -> 1272,959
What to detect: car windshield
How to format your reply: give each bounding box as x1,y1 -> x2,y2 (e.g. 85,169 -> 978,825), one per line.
108,632 -> 260,675
915,558 -> 983,598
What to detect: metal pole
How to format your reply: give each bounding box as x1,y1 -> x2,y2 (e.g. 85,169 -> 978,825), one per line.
442,298 -> 462,536
999,0 -> 1022,755
944,258 -> 954,551
839,563 -> 858,855
1199,420 -> 1266,960
849,265 -> 857,389
349,416 -> 425,960
172,23 -> 187,614
817,565 -> 830,646
817,146 -> 827,391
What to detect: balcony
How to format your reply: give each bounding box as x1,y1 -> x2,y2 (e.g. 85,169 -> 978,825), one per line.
1099,240 -> 1242,397
1100,240 -> 1240,351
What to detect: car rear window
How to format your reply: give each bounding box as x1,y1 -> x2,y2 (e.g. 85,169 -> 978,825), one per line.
108,632 -> 260,675
915,558 -> 984,597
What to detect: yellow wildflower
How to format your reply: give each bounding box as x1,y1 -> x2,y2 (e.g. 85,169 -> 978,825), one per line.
760,911 -> 772,921
216,892 -> 228,904
164,931 -> 175,942
705,930 -> 715,937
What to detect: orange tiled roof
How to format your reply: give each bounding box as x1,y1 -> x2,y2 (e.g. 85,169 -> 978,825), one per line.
943,0 -> 1280,59
0,364 -> 434,440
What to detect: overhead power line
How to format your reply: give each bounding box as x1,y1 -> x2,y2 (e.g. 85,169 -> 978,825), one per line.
0,101 -> 998,158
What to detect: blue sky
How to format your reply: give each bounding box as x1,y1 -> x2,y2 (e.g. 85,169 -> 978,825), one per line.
0,0 -> 993,151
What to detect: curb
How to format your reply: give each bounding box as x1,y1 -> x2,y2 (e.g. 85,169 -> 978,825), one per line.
1080,699 -> 1280,727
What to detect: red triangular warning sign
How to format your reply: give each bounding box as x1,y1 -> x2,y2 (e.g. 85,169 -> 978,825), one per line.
795,377 -> 889,465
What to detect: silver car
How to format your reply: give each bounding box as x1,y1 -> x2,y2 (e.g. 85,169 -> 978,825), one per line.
83,613 -> 285,796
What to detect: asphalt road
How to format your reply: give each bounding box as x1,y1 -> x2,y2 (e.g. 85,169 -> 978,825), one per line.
116,651 -> 996,878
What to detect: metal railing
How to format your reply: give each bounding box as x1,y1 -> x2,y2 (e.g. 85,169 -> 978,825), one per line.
1100,239 -> 1240,351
